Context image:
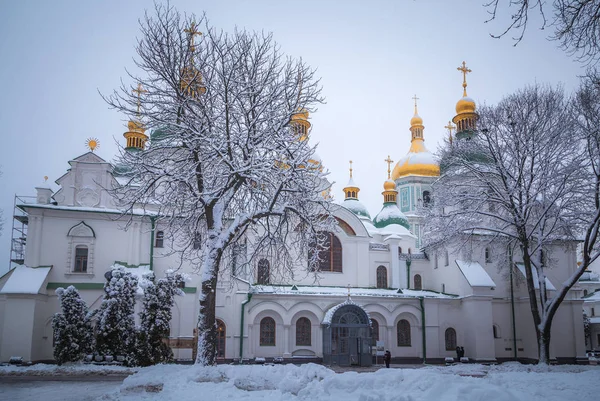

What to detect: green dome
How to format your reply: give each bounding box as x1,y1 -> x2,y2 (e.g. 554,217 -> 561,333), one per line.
150,127 -> 171,143
373,203 -> 409,229
342,199 -> 371,219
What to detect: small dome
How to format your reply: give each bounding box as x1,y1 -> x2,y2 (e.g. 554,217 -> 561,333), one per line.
342,198 -> 371,219
410,113 -> 423,127
383,179 -> 395,191
391,140 -> 440,180
373,203 -> 410,229
128,120 -> 145,132
291,108 -> 309,121
455,96 -> 476,114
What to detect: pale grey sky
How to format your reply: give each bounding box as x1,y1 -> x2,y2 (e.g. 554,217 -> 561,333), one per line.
0,0 -> 585,274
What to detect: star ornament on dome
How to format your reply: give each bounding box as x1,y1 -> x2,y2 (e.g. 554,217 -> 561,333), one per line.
86,137 -> 100,152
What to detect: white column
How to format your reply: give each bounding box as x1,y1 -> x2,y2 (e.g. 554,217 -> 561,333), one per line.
390,242 -> 400,288
283,324 -> 291,358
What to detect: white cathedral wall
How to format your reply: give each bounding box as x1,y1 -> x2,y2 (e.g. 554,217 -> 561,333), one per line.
0,296 -> 36,361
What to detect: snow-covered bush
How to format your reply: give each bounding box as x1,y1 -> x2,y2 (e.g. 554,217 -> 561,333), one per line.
52,286 -> 94,365
135,271 -> 186,366
95,268 -> 138,362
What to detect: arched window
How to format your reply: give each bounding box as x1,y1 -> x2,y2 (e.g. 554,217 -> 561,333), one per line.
493,324 -> 500,339
296,317 -> 311,346
397,319 -> 411,346
445,328 -> 457,350
309,232 -> 343,272
155,231 -> 164,248
257,259 -> 270,284
485,247 -> 491,263
422,191 -> 431,205
74,245 -> 88,273
260,317 -> 276,346
376,265 -> 387,288
216,319 -> 226,358
584,289 -> 588,297
371,319 -> 379,343
414,274 -> 422,290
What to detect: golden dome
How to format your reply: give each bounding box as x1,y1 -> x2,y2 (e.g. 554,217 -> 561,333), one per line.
383,179 -> 395,191
455,96 -> 476,115
127,120 -> 145,132
410,113 -> 423,127
291,108 -> 309,121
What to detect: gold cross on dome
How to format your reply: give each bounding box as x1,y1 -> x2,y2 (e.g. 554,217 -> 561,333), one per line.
184,21 -> 202,50
384,155 -> 394,179
412,94 -> 419,113
457,61 -> 472,96
132,83 -> 147,116
444,121 -> 455,135
349,160 -> 353,178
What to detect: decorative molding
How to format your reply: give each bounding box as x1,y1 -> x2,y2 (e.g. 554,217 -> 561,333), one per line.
370,243 -> 389,251
67,221 -> 96,238
76,187 -> 100,207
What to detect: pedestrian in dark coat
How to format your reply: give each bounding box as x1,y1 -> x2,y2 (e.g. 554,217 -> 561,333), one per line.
455,346 -> 461,360
384,350 -> 391,368
459,346 -> 465,359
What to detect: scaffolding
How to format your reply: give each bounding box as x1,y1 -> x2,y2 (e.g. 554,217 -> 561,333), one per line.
9,195 -> 35,270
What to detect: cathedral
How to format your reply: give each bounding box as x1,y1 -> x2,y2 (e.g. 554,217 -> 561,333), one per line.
0,63 -> 590,365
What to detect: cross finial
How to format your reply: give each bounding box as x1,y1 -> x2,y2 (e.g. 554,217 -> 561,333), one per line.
349,160 -> 353,179
384,155 -> 394,179
412,94 -> 419,114
457,61 -> 472,97
184,21 -> 202,51
132,83 -> 147,116
445,121 -> 455,145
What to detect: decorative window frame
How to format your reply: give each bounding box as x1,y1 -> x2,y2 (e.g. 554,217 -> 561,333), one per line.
66,221 -> 96,275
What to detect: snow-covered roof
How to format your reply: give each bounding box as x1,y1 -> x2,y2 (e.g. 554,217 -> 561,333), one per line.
589,317 -> 600,324
379,224 -> 416,238
250,285 -> 455,299
373,203 -> 409,229
18,203 -> 157,217
580,271 -> 600,281
515,263 -> 556,291
0,266 -> 52,294
455,260 -> 496,287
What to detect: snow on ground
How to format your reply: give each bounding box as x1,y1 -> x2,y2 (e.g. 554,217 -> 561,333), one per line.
0,362 -> 135,376
1,362 -> 598,401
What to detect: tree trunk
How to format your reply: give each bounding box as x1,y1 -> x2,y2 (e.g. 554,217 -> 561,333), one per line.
537,325 -> 551,365
196,274 -> 219,366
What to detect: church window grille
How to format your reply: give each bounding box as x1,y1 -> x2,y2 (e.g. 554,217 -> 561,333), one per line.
485,247 -> 492,263
260,317 -> 276,346
445,328 -> 457,350
257,259 -> 270,284
414,274 -> 422,290
309,232 -> 342,272
155,231 -> 164,248
422,191 -> 431,205
584,289 -> 588,296
296,317 -> 311,346
74,246 -> 88,273
397,319 -> 411,346
371,319 -> 379,343
376,265 -> 387,288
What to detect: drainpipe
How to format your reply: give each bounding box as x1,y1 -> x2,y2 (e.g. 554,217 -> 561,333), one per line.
149,216 -> 156,271
239,293 -> 253,362
509,252 -> 517,360
419,296 -> 426,364
406,259 -> 412,289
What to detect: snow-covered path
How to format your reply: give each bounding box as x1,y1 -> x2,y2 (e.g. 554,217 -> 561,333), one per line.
0,380 -> 121,401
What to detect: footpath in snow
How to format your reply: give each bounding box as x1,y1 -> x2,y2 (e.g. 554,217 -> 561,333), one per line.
1,362 -> 599,401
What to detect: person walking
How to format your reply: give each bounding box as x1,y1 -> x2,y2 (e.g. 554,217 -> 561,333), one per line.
384,350 -> 391,368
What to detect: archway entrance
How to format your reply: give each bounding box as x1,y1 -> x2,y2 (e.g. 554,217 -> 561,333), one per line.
216,319 -> 226,359
322,303 -> 372,367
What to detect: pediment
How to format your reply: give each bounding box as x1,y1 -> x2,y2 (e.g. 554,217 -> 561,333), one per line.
70,152 -> 107,165
67,221 -> 96,238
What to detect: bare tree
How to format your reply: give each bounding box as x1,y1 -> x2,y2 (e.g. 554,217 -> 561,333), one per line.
573,70 -> 600,275
424,84 -> 594,364
106,3 -> 335,366
485,0 -> 600,64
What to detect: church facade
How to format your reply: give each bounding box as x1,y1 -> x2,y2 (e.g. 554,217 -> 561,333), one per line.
0,65 -> 589,365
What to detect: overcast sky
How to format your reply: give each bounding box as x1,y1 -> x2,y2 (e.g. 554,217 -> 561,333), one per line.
0,0 -> 585,274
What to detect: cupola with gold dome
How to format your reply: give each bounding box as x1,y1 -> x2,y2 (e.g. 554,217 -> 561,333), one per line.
341,161 -> 371,219
373,157 -> 410,229
452,61 -> 478,140
123,84 -> 149,151
391,96 -> 440,180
